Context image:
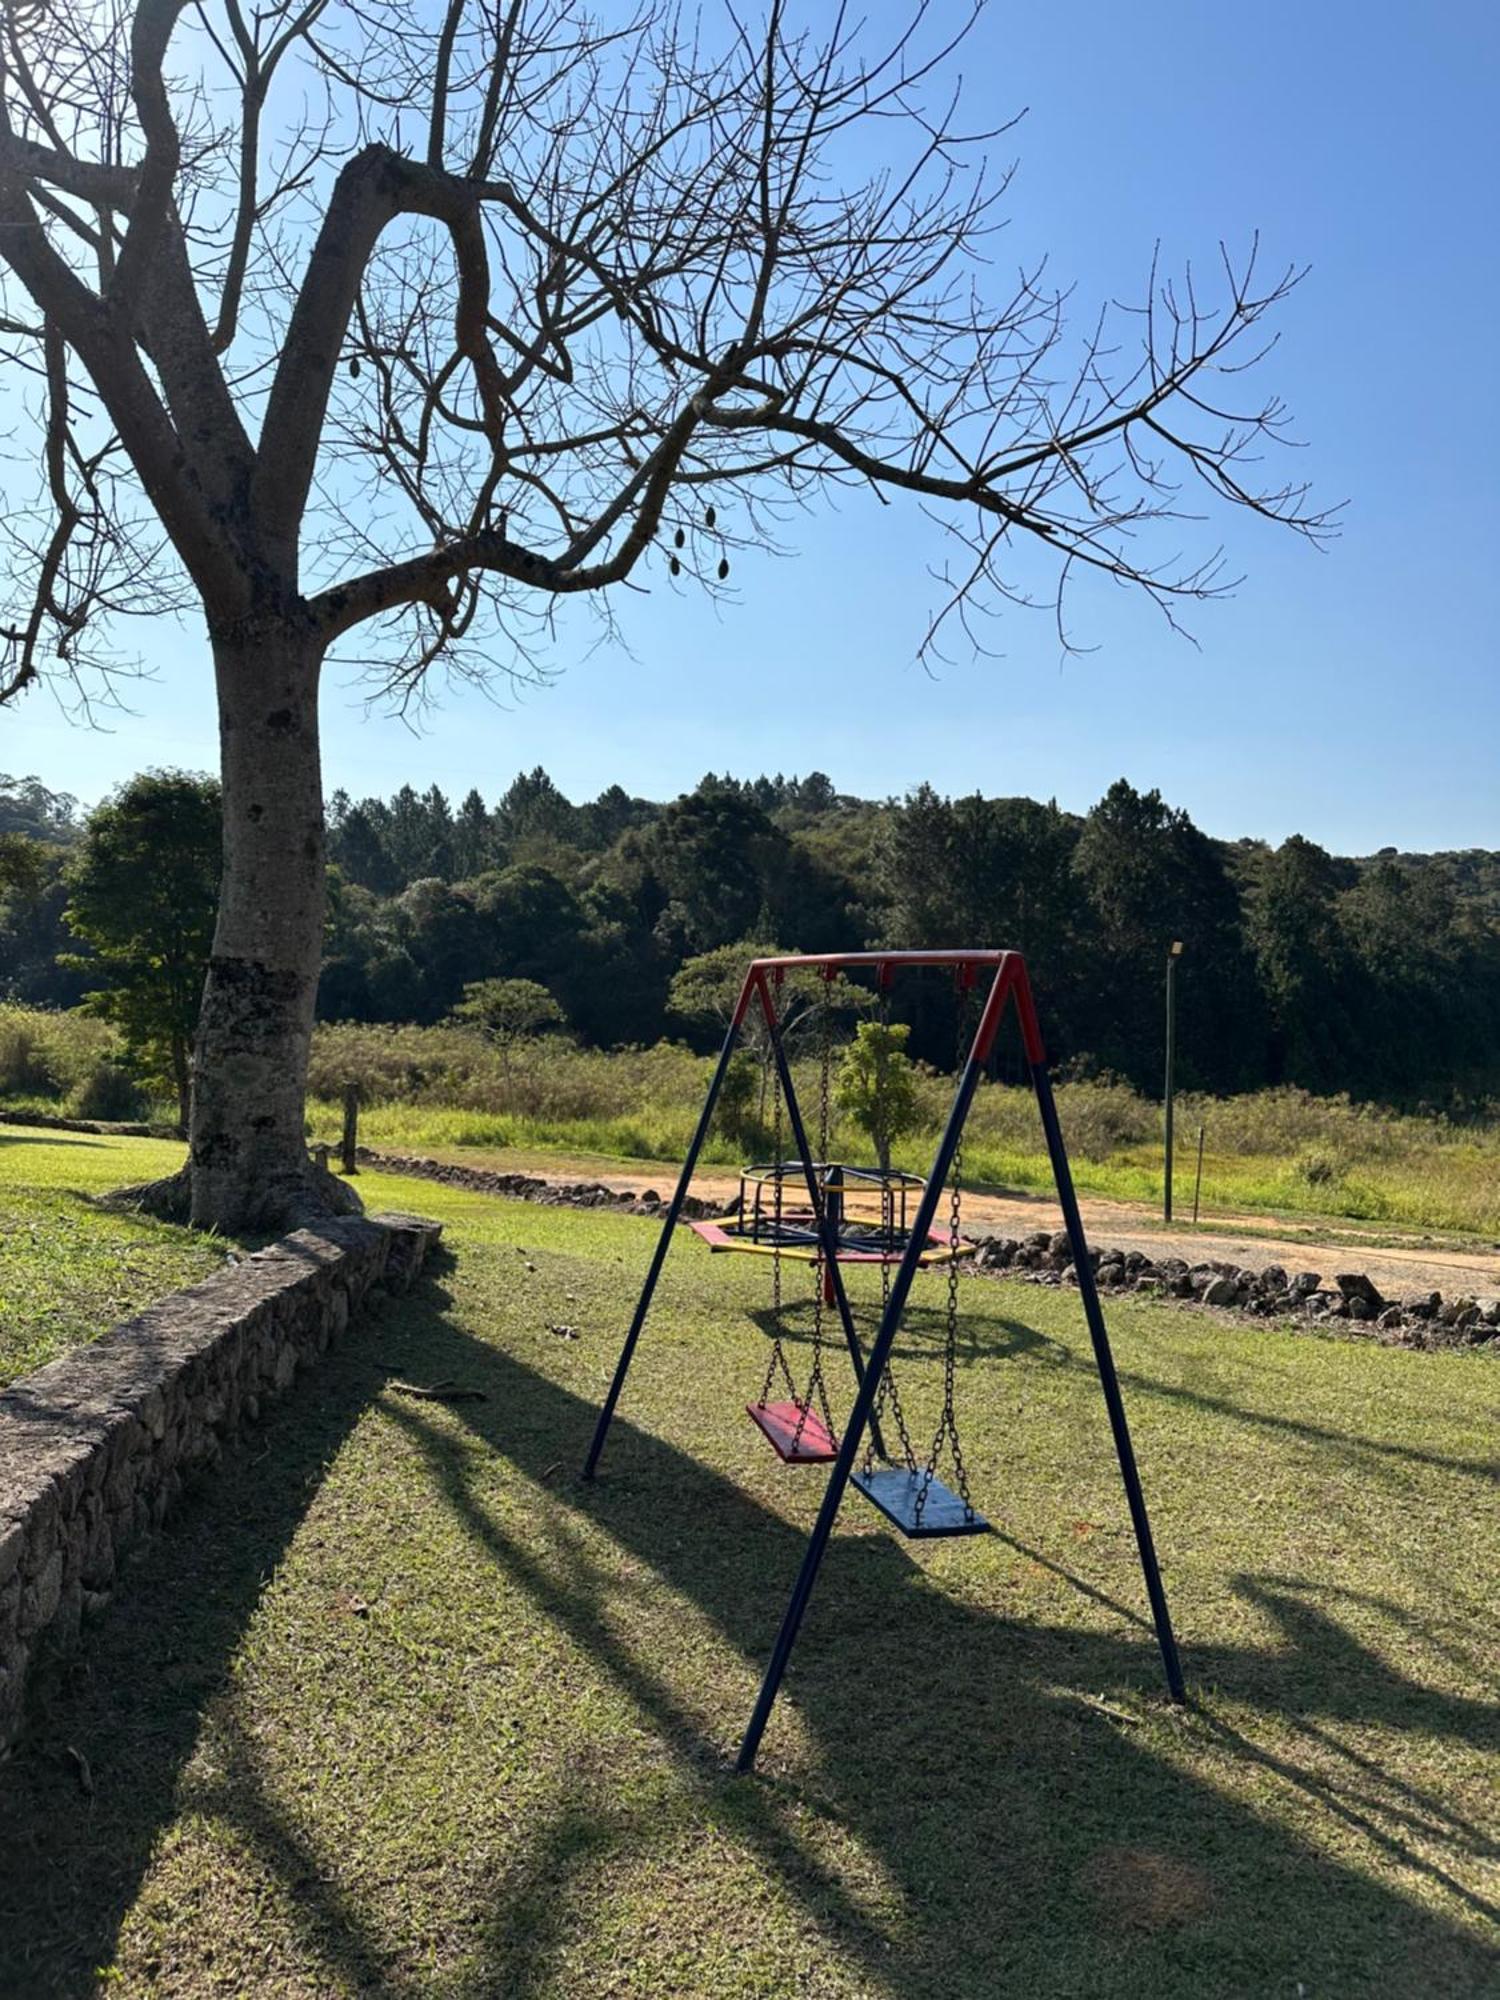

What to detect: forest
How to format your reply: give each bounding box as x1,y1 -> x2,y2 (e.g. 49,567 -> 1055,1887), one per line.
3,766 -> 1499,1109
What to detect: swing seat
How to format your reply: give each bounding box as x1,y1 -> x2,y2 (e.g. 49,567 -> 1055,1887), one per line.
747,1400 -> 839,1464
851,1465 -> 989,1538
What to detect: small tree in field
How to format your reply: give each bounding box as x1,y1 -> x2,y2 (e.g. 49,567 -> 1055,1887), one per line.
63,771 -> 221,1133
836,1021 -> 920,1172
0,0 -> 1330,1229
451,976 -> 564,1074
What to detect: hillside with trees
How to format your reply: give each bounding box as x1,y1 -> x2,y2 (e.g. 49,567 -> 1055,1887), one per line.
4,768 -> 1497,1111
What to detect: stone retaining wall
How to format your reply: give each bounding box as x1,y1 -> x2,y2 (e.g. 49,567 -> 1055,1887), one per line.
968,1231 -> 1500,1349
0,1209 -> 440,1751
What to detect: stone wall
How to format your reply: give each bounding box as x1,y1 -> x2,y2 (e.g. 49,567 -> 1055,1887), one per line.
0,1209 -> 440,1751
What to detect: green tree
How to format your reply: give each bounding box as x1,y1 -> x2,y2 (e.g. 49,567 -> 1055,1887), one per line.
835,1022 -> 920,1172
64,773 -> 222,1133
1070,780 -> 1263,1090
451,977 -> 565,1074
1244,835 -> 1359,1090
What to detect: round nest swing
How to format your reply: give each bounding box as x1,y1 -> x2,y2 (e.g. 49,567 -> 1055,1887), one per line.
685,1159 -> 960,1266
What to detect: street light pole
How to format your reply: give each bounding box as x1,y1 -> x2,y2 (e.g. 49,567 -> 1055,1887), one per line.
1164,940 -> 1184,1223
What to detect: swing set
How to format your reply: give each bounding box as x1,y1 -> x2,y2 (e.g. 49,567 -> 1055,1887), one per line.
583,950 -> 1185,1773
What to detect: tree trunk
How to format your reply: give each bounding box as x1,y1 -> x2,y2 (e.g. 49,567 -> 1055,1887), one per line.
170,1033 -> 190,1139
186,618 -> 352,1232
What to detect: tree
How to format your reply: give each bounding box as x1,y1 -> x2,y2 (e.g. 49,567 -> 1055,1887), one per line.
0,774 -> 78,843
668,937 -> 868,1054
0,1 -> 1328,1229
1243,835 -> 1359,1090
451,975 -> 564,1072
835,1021 -> 920,1172
63,771 -> 221,1133
1070,779 -> 1262,1090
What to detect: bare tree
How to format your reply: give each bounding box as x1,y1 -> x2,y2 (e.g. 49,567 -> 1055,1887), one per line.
0,0 -> 1332,1230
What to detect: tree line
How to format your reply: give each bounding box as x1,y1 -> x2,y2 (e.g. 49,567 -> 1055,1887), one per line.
3,767 -> 1498,1112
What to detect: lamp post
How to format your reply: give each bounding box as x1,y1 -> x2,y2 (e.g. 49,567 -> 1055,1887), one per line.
1164,940 -> 1184,1223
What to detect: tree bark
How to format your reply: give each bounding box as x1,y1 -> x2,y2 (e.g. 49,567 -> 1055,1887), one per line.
170,1033 -> 190,1139
185,617 -> 353,1231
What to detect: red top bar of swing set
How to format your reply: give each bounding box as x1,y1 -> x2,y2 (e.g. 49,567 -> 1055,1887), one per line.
732,950 -> 1046,1067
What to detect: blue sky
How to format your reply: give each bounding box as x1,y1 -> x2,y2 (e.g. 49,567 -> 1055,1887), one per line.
6,0 -> 1497,853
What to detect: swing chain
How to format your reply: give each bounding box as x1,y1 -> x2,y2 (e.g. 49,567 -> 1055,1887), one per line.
757,1016 -> 797,1409
913,971 -> 976,1523
863,975 -> 916,1477
792,979 -> 836,1449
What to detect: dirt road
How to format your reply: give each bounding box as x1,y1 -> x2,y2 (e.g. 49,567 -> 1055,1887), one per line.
400,1143 -> 1500,1301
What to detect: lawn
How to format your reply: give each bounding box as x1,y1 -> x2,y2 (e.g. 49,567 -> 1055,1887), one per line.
1,1135 -> 1496,1996
0,1131 -> 224,1386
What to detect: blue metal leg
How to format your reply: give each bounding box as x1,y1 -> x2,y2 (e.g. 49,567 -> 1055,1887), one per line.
1029,1058 -> 1186,1703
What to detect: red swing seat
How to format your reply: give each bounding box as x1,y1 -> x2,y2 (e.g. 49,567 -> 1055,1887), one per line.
746,1400 -> 839,1463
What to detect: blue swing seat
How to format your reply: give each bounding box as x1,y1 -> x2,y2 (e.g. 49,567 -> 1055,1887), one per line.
851,1465 -> 989,1539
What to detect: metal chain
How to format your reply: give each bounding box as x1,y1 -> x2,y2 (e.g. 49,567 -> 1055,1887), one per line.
863,977 -> 916,1477
914,973 -> 976,1523
792,993 -> 836,1449
757,1044 -> 796,1408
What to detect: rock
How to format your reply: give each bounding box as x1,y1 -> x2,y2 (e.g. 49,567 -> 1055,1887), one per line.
1377,1306 -> 1405,1331
1401,1292 -> 1441,1319
1336,1273 -> 1385,1312
1292,1271 -> 1322,1296
1346,1295 -> 1372,1321
1258,1264 -> 1288,1294
1202,1276 -> 1241,1307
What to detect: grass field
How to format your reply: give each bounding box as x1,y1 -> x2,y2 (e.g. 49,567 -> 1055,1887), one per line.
0,1132 -> 224,1385
1,1135 -> 1496,1996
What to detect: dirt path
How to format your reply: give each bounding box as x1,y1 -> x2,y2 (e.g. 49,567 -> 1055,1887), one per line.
384,1143 -> 1500,1301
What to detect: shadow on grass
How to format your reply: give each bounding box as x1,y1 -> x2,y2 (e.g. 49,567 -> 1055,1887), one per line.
1,1259 -> 1496,1998
0,1131 -> 112,1152
0,1313 -> 406,1997
748,1295 -> 1064,1373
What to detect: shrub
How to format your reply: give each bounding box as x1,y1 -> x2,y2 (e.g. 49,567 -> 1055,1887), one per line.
716,1052 -> 760,1149
72,1060 -> 149,1122
0,1006 -> 126,1105
0,1014 -> 57,1098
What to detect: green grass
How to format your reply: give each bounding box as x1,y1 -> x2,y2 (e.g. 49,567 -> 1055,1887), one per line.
0,1132 -> 224,1385
1,1133 -> 1496,1995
